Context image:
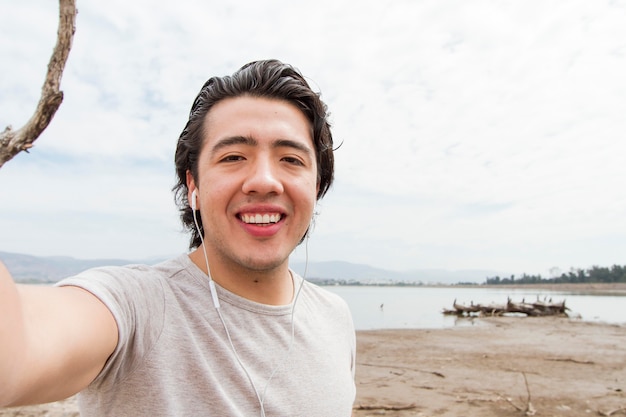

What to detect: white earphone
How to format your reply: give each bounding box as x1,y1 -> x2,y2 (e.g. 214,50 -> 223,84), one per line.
191,189 -> 198,210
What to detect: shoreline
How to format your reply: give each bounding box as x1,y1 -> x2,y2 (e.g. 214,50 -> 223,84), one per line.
459,282 -> 626,294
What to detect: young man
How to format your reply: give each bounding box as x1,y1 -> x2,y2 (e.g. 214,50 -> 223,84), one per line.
0,60 -> 356,416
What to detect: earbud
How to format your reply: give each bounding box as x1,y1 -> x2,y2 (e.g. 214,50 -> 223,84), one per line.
191,189 -> 198,210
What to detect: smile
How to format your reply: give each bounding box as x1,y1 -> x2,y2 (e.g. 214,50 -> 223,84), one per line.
240,213 -> 283,225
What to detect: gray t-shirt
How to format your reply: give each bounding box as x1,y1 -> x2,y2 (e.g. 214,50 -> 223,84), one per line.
58,254 -> 356,416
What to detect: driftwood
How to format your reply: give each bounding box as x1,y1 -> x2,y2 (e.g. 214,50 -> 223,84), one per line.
353,403 -> 418,411
443,296 -> 569,317
360,362 -> 445,378
0,0 -> 77,168
599,407 -> 626,416
499,372 -> 536,416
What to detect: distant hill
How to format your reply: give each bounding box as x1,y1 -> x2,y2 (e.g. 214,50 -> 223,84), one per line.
1,251 -> 502,285
289,260 -> 407,283
290,260 -> 500,285
0,251 -> 158,283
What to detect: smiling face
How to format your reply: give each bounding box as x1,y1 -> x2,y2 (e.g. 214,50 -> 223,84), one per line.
187,96 -> 318,276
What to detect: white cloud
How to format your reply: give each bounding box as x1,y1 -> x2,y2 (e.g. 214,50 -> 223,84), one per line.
1,0 -> 625,276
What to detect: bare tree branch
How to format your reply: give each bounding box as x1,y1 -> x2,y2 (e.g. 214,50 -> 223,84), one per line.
499,372 -> 536,415
0,0 -> 77,168
354,403 -> 418,411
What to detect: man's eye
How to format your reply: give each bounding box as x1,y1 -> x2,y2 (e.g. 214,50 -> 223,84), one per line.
220,155 -> 245,162
282,156 -> 304,166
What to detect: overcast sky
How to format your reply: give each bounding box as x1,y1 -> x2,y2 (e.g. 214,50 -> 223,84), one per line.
1,0 -> 625,276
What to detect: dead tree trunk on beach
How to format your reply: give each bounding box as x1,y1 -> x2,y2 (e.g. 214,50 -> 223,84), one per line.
0,0 -> 77,169
443,297 -> 569,317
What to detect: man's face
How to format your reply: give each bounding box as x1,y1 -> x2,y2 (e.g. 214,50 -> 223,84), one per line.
187,96 -> 318,273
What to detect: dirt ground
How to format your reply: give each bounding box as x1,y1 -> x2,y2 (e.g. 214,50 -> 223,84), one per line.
353,317 -> 625,417
2,317 -> 625,417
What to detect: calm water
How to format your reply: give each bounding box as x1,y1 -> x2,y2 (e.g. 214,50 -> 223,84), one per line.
324,285 -> 626,330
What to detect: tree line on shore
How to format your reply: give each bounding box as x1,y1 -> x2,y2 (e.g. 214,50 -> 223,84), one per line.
485,264 -> 626,285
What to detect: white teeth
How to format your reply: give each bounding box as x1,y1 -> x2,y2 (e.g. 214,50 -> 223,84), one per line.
241,213 -> 281,224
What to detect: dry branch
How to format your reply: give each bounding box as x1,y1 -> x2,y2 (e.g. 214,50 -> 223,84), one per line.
547,357 -> 595,365
360,362 -> 445,378
599,407 -> 626,416
499,372 -> 536,415
0,0 -> 77,168
354,403 -> 418,411
443,296 -> 569,317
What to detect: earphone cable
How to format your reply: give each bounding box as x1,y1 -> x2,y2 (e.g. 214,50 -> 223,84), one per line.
192,206 -> 307,417
259,235 -> 308,410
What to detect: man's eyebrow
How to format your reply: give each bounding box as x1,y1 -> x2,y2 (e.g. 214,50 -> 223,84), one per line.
273,139 -> 314,157
210,136 -> 314,157
210,136 -> 257,155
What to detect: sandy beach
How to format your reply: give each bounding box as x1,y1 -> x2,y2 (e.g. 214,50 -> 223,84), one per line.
2,314 -> 624,417
354,317 -> 625,417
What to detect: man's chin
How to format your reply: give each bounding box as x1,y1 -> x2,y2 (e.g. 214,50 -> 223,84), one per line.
238,255 -> 289,273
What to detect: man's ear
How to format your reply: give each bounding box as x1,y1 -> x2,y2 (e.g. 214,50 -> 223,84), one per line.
186,170 -> 197,208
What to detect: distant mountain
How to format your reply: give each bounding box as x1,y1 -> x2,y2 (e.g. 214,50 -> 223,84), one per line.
290,260 -> 501,285
0,251 -> 159,283
1,251 -> 502,285
289,260 -> 406,283
402,268 -> 505,285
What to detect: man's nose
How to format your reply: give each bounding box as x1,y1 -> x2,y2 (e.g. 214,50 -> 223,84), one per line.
241,158 -> 284,195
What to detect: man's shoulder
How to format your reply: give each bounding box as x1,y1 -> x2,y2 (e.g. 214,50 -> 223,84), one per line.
299,277 -> 350,310
56,254 -> 191,289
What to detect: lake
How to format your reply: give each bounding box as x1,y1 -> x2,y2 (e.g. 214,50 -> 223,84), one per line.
324,285 -> 626,330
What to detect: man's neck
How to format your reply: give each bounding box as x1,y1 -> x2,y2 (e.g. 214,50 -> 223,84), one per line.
188,248 -> 294,306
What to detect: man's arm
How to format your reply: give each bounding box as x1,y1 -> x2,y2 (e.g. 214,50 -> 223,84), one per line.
0,262 -> 118,407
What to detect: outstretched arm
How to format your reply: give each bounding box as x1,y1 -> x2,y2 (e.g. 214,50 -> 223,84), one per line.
0,262 -> 118,406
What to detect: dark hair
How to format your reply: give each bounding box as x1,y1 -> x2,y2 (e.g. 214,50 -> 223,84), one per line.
173,59 -> 335,249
